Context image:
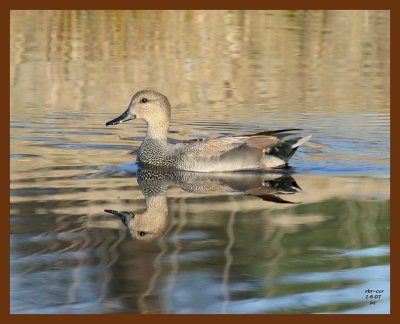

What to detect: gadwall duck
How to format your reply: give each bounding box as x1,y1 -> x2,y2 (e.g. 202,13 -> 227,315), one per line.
106,90 -> 311,172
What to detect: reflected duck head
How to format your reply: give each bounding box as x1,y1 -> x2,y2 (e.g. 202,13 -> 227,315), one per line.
104,195 -> 169,241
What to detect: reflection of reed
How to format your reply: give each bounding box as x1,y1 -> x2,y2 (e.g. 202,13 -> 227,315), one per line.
263,223 -> 288,298
221,207 -> 236,313
10,171 -> 389,313
137,237 -> 168,314
97,230 -> 127,307
17,214 -> 87,277
11,10 -> 389,121
334,199 -> 385,274
164,196 -> 188,312
260,198 -> 389,302
66,218 -> 94,305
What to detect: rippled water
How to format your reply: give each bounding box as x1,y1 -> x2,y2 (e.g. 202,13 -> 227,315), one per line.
10,10 -> 390,314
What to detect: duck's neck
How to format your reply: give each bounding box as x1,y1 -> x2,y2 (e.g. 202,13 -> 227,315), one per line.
145,122 -> 169,142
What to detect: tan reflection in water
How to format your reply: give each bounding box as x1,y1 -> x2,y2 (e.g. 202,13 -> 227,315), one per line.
11,10 -> 389,121
95,172 -> 388,313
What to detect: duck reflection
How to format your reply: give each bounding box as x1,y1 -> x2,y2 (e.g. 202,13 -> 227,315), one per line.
105,168 -> 302,241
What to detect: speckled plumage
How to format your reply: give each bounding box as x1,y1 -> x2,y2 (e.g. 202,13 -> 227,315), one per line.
106,90 -> 311,172
105,168 -> 302,241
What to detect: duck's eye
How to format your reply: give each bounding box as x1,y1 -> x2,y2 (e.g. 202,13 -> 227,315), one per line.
140,98 -> 148,103
138,231 -> 146,237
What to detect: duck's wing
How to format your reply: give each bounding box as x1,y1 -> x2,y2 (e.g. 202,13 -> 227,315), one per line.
244,128 -> 302,139
174,136 -> 248,158
178,136 -> 248,157
178,135 -> 280,159
181,128 -> 300,151
203,136 -> 250,153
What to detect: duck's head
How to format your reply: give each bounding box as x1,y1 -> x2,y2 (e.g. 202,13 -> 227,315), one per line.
106,90 -> 171,127
104,196 -> 169,242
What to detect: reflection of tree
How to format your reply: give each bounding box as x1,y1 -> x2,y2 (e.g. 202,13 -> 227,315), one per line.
11,10 -> 389,120
102,168 -> 389,313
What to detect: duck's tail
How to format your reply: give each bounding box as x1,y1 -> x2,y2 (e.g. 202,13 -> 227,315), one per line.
291,135 -> 312,150
262,135 -> 312,168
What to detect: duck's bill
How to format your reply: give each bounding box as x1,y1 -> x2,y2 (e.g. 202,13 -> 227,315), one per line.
104,209 -> 134,226
105,109 -> 136,126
